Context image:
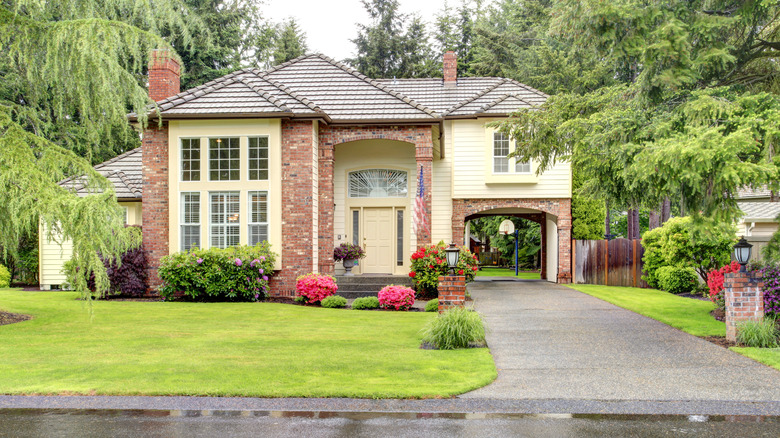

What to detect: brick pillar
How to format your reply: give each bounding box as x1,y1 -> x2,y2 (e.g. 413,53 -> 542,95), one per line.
318,133 -> 335,274
268,120 -> 316,297
141,123 -> 169,294
724,271 -> 765,342
438,275 -> 466,313
148,49 -> 180,102
415,134 -> 433,247
557,199 -> 572,284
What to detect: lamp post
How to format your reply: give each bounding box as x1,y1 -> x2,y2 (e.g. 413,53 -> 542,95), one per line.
733,236 -> 753,272
445,242 -> 460,275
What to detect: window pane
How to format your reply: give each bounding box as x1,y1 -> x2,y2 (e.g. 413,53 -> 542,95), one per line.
248,191 -> 269,246
209,191 -> 239,248
352,210 -> 359,246
181,138 -> 200,181
397,210 -> 403,266
515,160 -> 531,173
348,169 -> 408,198
209,138 -> 240,181
493,132 -> 510,173
180,192 -> 200,251
248,136 -> 269,181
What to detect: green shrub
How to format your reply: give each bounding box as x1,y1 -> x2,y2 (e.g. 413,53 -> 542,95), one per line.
736,318 -> 779,348
641,217 -> 733,288
425,298 -> 439,312
0,264 -> 10,288
158,243 -> 277,301
410,242 -> 479,296
351,296 -> 379,310
421,307 -> 486,350
657,266 -> 698,294
321,295 -> 347,308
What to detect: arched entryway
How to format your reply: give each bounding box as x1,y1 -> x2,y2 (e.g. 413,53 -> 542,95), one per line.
452,199 -> 572,283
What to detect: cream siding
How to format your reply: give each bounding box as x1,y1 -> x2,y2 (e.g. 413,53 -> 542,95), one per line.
167,119 -> 283,270
451,119 -> 571,199
39,201 -> 141,289
546,216 -> 558,282
431,120 -> 454,244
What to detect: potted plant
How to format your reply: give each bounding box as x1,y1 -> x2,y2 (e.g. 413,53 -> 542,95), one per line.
333,242 -> 366,276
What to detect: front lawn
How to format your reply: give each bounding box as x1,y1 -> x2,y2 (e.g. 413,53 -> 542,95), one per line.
476,267 -> 541,279
568,284 -> 780,371
0,289 -> 496,398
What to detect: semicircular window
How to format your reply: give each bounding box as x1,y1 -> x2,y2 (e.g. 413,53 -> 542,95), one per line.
348,169 -> 408,198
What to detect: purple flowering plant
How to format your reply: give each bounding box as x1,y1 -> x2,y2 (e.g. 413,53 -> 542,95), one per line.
333,242 -> 366,262
159,242 -> 277,301
760,265 -> 780,318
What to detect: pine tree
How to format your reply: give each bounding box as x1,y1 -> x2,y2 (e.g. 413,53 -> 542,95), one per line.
272,18 -> 308,64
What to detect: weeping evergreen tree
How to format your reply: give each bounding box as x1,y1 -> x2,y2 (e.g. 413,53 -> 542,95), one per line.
0,0 -> 202,297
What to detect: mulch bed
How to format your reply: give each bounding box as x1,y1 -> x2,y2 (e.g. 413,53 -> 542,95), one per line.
677,293 -> 709,301
710,308 -> 725,322
701,336 -> 737,348
0,311 -> 32,327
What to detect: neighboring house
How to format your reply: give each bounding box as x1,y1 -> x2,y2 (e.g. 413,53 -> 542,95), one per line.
39,149 -> 143,289
41,50 -> 573,294
737,186 -> 780,262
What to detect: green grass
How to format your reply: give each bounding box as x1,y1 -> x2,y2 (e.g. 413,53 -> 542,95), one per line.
0,288 -> 496,398
476,267 -> 541,279
567,284 -> 780,371
567,284 -> 724,337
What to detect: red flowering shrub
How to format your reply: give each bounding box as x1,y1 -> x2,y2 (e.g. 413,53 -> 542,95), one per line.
378,285 -> 416,310
409,242 -> 478,296
296,273 -> 338,304
707,261 -> 741,310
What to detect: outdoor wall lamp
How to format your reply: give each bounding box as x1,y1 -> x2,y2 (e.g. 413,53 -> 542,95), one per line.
733,236 -> 753,272
445,242 -> 460,275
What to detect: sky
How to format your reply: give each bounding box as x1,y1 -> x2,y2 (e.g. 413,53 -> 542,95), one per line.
261,0 -> 462,62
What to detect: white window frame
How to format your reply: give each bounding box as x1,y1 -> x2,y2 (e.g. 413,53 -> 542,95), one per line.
208,137 -> 240,181
247,136 -> 270,181
493,132 -> 510,173
181,138 -> 201,182
493,132 -> 532,175
180,192 -> 201,251
209,191 -> 240,249
248,191 -> 269,246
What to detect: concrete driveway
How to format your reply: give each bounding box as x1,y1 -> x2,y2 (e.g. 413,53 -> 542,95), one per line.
460,281 -> 780,401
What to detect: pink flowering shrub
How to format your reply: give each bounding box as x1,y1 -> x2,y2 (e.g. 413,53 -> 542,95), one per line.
378,285 -> 416,311
296,273 -> 338,304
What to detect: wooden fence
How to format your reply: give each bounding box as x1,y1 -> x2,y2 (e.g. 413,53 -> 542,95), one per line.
573,239 -> 649,288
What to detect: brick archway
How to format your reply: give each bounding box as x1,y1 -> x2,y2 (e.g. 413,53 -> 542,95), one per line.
453,198 -> 572,284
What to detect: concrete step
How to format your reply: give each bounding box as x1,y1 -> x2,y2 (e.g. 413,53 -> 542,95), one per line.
334,275 -> 414,299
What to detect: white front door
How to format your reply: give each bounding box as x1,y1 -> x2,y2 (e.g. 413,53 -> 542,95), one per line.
362,207 -> 394,273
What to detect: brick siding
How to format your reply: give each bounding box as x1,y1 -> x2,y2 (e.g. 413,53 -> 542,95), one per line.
724,271 -> 765,342
148,50 -> 180,102
141,124 -> 169,294
438,275 -> 466,312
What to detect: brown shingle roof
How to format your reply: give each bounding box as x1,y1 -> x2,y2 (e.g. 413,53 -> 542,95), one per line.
148,54 -> 546,121
60,148 -> 142,199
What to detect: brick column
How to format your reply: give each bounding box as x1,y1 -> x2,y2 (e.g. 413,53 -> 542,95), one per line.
268,120 -> 316,297
438,275 -> 465,313
416,137 -> 433,247
557,199 -> 572,284
724,271 -> 765,342
141,123 -> 169,294
318,135 -> 335,274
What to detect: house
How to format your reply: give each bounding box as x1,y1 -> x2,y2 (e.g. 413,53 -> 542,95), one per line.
736,186 -> 780,262
39,50 -> 572,294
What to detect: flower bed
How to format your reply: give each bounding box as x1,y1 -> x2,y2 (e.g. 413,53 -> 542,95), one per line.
378,285 -> 416,311
409,242 -> 478,296
295,273 -> 338,304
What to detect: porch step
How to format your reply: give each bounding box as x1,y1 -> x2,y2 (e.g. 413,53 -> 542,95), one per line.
335,275 -> 414,299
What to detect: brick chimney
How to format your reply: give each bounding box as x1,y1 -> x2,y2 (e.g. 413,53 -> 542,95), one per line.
443,51 -> 457,88
148,49 -> 180,102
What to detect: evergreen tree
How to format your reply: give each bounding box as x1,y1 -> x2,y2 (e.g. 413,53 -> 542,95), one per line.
434,0 -> 480,76
272,18 -> 308,64
348,0 -> 437,78
0,0 -> 200,297
496,0 -> 780,229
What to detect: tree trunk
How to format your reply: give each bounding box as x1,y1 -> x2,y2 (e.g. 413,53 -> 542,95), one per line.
661,197 -> 671,223
648,210 -> 660,231
605,201 -> 611,239
633,209 -> 640,239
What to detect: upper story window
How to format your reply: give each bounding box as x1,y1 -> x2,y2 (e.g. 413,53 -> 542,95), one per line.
348,169 -> 408,198
248,136 -> 269,180
493,132 -> 531,175
209,137 -> 240,181
181,138 -> 201,181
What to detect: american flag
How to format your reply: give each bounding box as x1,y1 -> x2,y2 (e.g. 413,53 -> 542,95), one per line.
414,165 -> 429,236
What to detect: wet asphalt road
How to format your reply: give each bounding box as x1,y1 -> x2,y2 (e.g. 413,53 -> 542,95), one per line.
1,409 -> 780,438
